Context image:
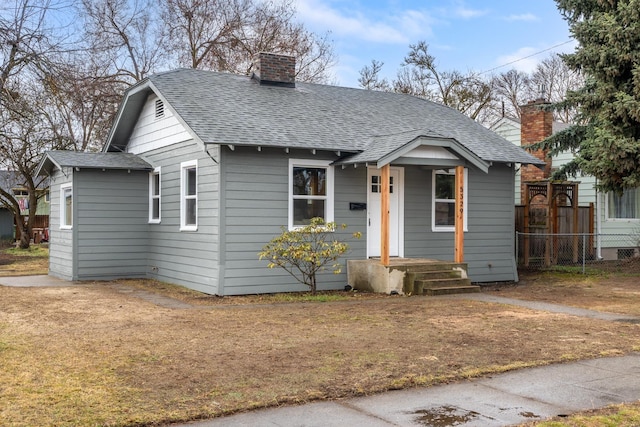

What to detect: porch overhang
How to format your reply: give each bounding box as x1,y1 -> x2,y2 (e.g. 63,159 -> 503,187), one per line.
335,133 -> 492,173
377,137 -> 490,173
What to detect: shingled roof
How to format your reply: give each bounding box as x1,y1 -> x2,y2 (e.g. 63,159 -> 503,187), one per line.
105,68 -> 543,167
36,151 -> 153,176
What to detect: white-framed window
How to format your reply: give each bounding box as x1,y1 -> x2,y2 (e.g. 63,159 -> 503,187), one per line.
432,168 -> 468,232
149,167 -> 161,223
289,159 -> 334,229
607,188 -> 640,220
180,160 -> 198,231
60,183 -> 72,229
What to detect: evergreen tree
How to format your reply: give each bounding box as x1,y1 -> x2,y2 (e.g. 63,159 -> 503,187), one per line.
538,0 -> 640,193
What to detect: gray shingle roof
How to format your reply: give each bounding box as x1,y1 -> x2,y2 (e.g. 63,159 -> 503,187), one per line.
108,68 -> 543,166
37,151 -> 152,175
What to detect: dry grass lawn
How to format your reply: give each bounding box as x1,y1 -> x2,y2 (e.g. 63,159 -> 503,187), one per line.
1,249 -> 640,426
0,244 -> 48,276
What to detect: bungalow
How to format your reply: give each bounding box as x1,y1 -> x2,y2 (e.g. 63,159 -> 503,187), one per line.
36,53 -> 543,295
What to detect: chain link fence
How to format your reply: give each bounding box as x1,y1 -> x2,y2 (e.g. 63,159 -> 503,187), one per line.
516,232 -> 640,274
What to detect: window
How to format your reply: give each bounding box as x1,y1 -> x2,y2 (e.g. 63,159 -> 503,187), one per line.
370,175 -> 393,193
289,159 -> 334,229
149,167 -> 161,223
607,188 -> 640,219
180,160 -> 197,230
60,183 -> 72,229
432,169 -> 468,232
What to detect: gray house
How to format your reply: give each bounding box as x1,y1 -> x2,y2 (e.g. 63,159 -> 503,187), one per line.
36,53 -> 542,295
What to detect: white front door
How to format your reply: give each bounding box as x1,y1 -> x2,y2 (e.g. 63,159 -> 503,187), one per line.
367,167 -> 404,258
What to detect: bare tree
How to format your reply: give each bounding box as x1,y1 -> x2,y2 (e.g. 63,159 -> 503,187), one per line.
80,0 -> 165,84
161,0 -> 336,83
43,60 -> 122,152
1,0 -> 72,248
387,41 -> 493,121
529,54 -> 583,123
161,0 -> 244,70
490,69 -> 531,120
358,59 -> 390,91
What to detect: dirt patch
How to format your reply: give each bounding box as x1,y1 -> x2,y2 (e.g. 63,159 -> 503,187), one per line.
1,277 -> 640,426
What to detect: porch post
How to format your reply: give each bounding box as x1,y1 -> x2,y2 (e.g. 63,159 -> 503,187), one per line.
380,164 -> 390,266
454,165 -> 464,263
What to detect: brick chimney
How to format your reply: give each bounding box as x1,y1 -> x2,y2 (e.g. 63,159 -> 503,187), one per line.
253,52 -> 295,88
520,98 -> 553,203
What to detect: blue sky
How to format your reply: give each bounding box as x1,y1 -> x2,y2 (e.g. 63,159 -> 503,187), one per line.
294,0 -> 575,88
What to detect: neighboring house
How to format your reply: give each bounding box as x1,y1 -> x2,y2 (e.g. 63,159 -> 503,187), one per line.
0,170 -> 50,242
491,99 -> 639,260
36,53 -> 542,295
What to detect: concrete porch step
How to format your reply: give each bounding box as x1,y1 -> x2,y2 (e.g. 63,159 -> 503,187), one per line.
423,284 -> 481,296
417,277 -> 480,296
412,269 -> 464,280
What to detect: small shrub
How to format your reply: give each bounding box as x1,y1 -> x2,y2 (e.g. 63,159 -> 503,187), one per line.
258,217 -> 361,294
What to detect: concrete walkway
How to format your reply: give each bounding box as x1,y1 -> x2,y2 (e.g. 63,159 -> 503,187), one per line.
0,274 -> 71,287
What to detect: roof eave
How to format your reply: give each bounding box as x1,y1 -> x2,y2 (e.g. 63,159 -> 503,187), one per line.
103,80 -> 154,153
34,152 -> 62,177
376,137 -> 491,173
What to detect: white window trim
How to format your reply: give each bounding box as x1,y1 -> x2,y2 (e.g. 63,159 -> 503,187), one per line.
180,160 -> 198,231
431,168 -> 468,232
60,183 -> 72,230
149,166 -> 161,224
605,189 -> 640,221
288,159 -> 334,230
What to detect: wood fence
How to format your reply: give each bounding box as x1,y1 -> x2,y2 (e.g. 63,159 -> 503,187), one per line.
515,204 -> 595,265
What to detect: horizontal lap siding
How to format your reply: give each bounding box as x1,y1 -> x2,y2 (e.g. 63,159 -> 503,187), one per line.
48,169 -> 74,280
465,164 -> 517,281
403,164 -> 517,282
75,169 -> 148,280
404,167 -> 454,259
221,148 -> 365,295
140,141 -> 220,294
127,93 -> 191,155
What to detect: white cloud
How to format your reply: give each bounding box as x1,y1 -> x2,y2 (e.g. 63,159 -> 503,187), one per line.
495,47 -> 541,73
294,0 -> 434,44
503,13 -> 538,22
454,6 -> 487,19
493,40 -> 579,74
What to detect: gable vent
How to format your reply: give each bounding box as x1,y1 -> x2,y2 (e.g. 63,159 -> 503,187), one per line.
155,99 -> 165,119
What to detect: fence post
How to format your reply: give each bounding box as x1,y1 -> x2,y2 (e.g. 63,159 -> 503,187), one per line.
582,234 -> 586,274
515,232 -> 519,267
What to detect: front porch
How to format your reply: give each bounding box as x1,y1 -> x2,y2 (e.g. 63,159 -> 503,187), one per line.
347,258 -> 480,296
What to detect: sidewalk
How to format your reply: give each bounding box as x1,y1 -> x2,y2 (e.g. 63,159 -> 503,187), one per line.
175,353 -> 640,427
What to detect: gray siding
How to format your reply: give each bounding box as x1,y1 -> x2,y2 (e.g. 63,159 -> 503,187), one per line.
221,149 -> 517,294
74,169 -> 149,280
138,141 -> 220,294
403,164 -> 517,282
221,147 -> 366,295
48,168 -> 74,280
